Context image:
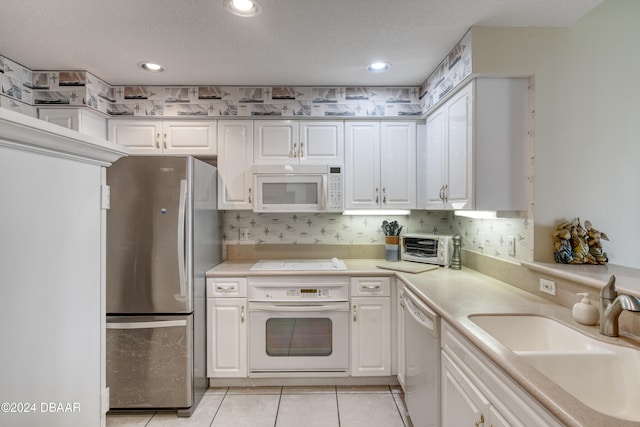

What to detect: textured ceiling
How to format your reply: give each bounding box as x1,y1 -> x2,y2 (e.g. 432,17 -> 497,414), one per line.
0,0 -> 604,87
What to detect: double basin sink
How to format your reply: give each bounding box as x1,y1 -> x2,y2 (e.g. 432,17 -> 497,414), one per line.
469,314 -> 640,422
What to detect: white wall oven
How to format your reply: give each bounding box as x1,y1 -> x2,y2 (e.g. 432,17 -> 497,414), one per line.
247,276 -> 349,375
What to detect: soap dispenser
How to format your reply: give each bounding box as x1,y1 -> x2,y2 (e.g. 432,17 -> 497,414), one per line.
572,293 -> 599,326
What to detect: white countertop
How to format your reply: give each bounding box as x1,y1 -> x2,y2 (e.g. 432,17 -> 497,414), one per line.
206,259 -> 640,426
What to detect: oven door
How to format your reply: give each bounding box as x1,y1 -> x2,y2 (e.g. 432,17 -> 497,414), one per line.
248,301 -> 349,373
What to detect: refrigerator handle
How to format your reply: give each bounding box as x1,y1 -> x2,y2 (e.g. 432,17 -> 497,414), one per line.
177,179 -> 188,299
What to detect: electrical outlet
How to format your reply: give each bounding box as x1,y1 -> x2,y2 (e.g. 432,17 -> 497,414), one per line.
507,236 -> 516,256
239,228 -> 249,241
539,278 -> 557,296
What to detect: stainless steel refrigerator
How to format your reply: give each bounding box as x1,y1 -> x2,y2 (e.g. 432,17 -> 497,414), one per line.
105,156 -> 221,416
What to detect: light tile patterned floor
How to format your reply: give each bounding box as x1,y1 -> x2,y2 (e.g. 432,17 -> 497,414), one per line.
106,385 -> 413,427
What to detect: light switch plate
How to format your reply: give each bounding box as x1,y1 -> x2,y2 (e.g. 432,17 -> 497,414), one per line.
239,228 -> 249,241
540,278 -> 557,296
507,236 -> 516,256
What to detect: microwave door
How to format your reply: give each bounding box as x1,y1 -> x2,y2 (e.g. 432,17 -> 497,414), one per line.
255,175 -> 323,212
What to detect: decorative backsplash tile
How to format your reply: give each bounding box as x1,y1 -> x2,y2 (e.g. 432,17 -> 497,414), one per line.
1,54 -> 424,119
419,29 -> 472,113
222,209 -> 534,263
108,85 -> 423,118
1,56 -> 34,105
453,216 -> 534,262
223,210 -> 454,245
2,26 -> 471,119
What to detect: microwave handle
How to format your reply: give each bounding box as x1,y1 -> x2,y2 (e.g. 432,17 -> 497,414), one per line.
320,174 -> 327,211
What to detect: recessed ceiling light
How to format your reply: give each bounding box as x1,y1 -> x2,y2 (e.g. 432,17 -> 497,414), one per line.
224,0 -> 262,17
367,62 -> 392,73
138,62 -> 165,73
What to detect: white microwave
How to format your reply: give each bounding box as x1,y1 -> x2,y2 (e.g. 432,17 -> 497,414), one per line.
401,233 -> 453,267
253,164 -> 343,212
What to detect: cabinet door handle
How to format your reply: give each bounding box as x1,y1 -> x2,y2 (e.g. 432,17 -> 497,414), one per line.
163,132 -> 167,149
241,305 -> 245,323
382,187 -> 387,204
443,184 -> 448,203
475,413 -> 484,427
352,304 -> 357,322
375,188 -> 379,204
299,142 -> 305,159
248,188 -> 252,203
155,133 -> 160,149
290,143 -> 297,158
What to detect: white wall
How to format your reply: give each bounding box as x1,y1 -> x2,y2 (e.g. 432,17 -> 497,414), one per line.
470,0 -> 640,268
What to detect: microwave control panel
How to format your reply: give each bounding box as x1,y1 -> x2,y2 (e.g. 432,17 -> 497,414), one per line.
327,166 -> 343,212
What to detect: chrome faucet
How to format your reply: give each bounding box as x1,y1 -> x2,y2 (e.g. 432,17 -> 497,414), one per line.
599,275 -> 640,337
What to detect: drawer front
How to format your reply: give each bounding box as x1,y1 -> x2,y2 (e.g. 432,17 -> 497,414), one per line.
350,277 -> 391,297
206,278 -> 247,298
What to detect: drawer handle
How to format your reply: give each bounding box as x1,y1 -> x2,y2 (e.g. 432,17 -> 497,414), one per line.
361,285 -> 381,290
216,285 -> 236,291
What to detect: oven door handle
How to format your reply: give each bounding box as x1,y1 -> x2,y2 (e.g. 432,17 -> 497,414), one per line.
249,303 -> 349,312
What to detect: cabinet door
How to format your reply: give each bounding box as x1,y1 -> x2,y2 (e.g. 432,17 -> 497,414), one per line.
425,108 -> 447,209
40,108 -> 107,140
441,351 -> 490,427
445,83 -> 473,210
218,120 -> 253,209
206,298 -> 247,377
163,121 -> 216,156
39,108 -> 79,131
380,122 -> 416,209
351,296 -> 391,376
107,119 -> 162,155
299,121 -> 344,164
253,120 -> 298,164
345,122 -> 381,209
397,284 -> 406,391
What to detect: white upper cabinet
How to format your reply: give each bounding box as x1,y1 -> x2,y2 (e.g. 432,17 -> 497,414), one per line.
39,108 -> 107,140
217,120 -> 254,210
253,120 -> 344,164
423,78 -> 529,211
380,122 -> 417,209
345,121 -> 416,210
107,119 -> 217,156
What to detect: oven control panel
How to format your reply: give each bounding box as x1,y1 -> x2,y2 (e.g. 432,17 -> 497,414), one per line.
286,288 -> 331,298
247,276 -> 350,302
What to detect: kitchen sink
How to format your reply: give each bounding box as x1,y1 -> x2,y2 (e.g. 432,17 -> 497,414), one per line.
469,314 -> 640,422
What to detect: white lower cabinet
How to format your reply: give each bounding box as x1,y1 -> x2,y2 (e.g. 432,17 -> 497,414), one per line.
396,282 -> 406,390
350,277 -> 391,376
206,278 -> 247,378
441,321 -> 562,427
